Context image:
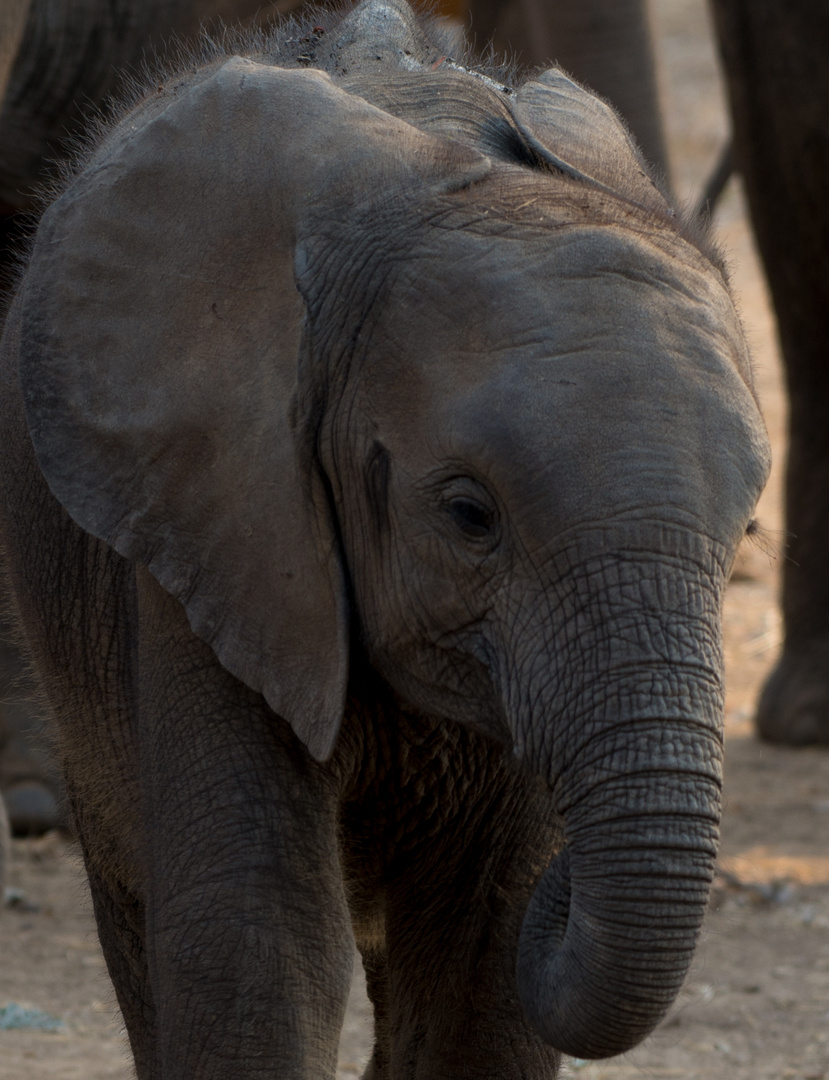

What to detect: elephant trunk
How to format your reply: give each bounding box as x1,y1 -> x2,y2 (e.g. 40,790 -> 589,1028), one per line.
516,717 -> 722,1059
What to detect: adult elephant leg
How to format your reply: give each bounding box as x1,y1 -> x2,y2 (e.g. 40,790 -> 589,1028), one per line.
710,0 -> 829,744
134,565 -> 354,1079
468,0 -> 671,182
0,616 -> 64,835
0,787 -> 9,896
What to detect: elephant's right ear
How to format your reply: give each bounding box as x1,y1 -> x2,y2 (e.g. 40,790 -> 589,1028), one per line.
18,58 -> 489,760
511,68 -> 669,213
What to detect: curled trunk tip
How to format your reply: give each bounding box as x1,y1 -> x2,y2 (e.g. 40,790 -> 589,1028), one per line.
517,832 -> 714,1059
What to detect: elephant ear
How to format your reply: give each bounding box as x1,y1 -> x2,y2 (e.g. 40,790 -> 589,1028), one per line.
511,68 -> 669,213
18,58 -> 489,760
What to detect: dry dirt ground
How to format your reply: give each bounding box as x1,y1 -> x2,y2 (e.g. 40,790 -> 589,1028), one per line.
2,1 -> 828,1077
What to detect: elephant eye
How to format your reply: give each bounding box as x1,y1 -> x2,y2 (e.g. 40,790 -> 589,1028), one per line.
448,496 -> 497,540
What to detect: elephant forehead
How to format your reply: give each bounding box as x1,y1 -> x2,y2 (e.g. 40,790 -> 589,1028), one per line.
367,225 -> 770,544
385,222 -> 742,365
375,223 -> 755,420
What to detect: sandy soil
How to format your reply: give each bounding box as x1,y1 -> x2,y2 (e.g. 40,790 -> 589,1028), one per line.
1,1 -> 828,1077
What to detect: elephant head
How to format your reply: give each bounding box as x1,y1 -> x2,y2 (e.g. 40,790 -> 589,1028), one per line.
14,0 -> 769,1061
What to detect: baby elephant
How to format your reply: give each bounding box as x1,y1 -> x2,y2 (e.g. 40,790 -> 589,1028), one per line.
0,1 -> 769,1076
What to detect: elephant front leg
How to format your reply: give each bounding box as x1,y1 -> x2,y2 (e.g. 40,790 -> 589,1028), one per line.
755,412 -> 829,745
135,566 -> 353,1079
357,947 -> 391,1080
382,783 -> 563,1079
344,712 -> 563,1080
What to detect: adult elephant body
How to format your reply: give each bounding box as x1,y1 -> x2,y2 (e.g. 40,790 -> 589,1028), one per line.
0,0 -> 281,219
0,1 -> 768,1075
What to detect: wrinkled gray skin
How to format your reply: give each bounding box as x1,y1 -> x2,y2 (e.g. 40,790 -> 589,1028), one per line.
0,0 -> 769,1074
0,0 -> 671,838
0,0 -> 292,834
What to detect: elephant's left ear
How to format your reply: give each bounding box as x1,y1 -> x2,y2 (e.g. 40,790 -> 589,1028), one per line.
17,58 -> 489,760
511,68 -> 669,213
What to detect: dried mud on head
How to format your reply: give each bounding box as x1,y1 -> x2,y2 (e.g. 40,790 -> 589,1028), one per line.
1,1 -> 827,1079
